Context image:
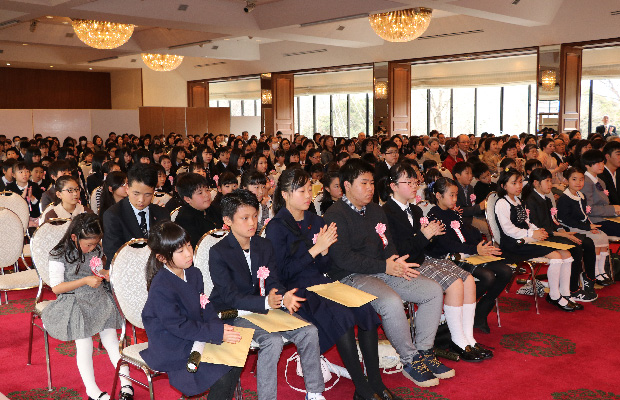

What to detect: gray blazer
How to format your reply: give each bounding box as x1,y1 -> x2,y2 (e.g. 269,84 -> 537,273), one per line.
582,175 -> 616,223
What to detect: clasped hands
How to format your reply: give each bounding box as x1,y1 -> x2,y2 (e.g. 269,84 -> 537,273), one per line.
268,287 -> 306,315
386,254 -> 419,280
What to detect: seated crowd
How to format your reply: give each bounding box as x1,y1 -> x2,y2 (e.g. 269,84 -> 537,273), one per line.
4,126 -> 618,400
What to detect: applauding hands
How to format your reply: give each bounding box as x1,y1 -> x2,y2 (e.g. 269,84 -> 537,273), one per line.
309,222 -> 338,257
386,254 -> 420,280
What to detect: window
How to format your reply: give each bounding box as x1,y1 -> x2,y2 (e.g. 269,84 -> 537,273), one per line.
332,94 -> 348,137
429,88 -> 451,134
209,100 -> 218,107
218,100 -> 230,108
591,79 -> 620,132
502,85 -> 529,134
242,100 -> 256,116
411,89 -> 428,136
477,87 -> 501,134
452,88 -> 475,136
315,95 -> 331,135
298,95 -> 314,137
580,80 -> 591,134
349,93 -> 368,137
230,100 -> 242,117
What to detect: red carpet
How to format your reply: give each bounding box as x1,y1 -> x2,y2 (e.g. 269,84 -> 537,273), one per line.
1,283 -> 619,400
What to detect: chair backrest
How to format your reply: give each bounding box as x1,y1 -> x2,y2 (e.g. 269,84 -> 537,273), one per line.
170,206 -> 181,222
210,189 -> 218,201
80,163 -> 92,178
110,239 -> 151,329
90,186 -> 102,215
194,229 -> 228,297
439,167 -> 453,179
417,201 -> 433,216
30,218 -> 71,286
0,208 -> 27,268
38,203 -> 54,226
313,192 -> 324,217
546,192 -> 557,208
0,191 -> 29,234
177,166 -> 189,175
485,191 -> 501,245
153,192 -> 172,206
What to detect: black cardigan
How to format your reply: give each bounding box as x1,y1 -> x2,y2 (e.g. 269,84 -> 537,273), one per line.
382,198 -> 429,265
524,191 -> 561,236
556,192 -> 591,231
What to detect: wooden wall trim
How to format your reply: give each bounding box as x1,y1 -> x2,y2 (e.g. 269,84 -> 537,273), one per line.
389,62 -> 411,136
559,45 -> 583,133
272,73 -> 294,137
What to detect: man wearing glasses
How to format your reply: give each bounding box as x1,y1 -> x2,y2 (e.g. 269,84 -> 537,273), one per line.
373,140 -> 399,202
456,135 -> 470,161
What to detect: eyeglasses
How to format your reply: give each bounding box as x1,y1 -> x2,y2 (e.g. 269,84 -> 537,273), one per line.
385,151 -> 399,155
61,188 -> 81,194
397,181 -> 419,187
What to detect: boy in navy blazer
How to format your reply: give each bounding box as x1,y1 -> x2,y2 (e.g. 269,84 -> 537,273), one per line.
209,189 -> 325,400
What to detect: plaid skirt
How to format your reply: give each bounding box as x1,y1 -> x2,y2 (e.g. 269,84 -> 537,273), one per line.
418,256 -> 471,291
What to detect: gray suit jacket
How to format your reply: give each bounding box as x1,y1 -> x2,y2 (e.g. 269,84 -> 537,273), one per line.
582,175 -> 616,223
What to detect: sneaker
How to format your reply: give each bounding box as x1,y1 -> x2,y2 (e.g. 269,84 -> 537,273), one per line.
418,349 -> 455,379
305,394 -> 326,400
402,353 -> 440,387
571,288 -> 598,302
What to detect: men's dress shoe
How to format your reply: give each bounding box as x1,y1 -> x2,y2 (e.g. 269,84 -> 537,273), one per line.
563,296 -> 584,310
449,341 -> 483,362
119,385 -> 134,400
473,320 -> 491,334
380,389 -> 404,400
545,294 -> 576,312
353,392 -> 381,400
473,343 -> 493,359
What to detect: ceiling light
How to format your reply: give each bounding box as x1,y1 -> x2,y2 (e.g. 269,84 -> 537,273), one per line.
72,19 -> 134,49
6,63 -> 10,66
541,70 -> 557,91
244,1 -> 255,13
141,53 -> 184,71
50,65 -> 53,68
46,16 -> 53,19
89,67 -> 92,70
369,7 -> 432,42
22,43 -> 28,46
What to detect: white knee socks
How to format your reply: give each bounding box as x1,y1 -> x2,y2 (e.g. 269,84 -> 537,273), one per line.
547,259 -> 568,306
443,305 -> 469,349
99,329 -> 132,393
596,252 -> 609,277
462,303 -> 477,347
559,257 -> 574,297
75,337 -> 109,400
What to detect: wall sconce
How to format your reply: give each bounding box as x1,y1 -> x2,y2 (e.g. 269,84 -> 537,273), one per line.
374,81 -> 388,99
541,69 -> 556,92
260,73 -> 271,79
261,89 -> 272,105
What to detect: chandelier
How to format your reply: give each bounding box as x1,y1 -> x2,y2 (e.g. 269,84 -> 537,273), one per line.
374,81 -> 388,99
261,89 -> 273,105
72,19 -> 134,49
541,70 -> 557,91
368,8 -> 432,42
141,53 -> 184,72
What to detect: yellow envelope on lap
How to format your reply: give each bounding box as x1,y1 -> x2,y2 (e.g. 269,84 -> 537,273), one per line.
200,326 -> 254,368
307,281 -> 377,307
463,255 -> 504,265
532,241 -> 574,250
240,309 -> 310,333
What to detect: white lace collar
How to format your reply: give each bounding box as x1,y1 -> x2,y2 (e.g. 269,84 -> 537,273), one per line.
563,188 -> 584,201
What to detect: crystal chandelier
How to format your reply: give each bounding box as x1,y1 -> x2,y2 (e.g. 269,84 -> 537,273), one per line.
541,70 -> 557,91
368,8 -> 432,42
141,53 -> 184,72
374,81 -> 388,99
72,19 -> 134,49
261,89 -> 273,105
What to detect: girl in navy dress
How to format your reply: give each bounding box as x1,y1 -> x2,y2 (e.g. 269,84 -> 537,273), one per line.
266,168 -> 400,400
494,168 -> 577,311
140,222 -> 243,398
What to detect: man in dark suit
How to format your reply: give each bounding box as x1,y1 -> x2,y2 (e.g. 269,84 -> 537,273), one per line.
373,140 -> 399,203
600,141 -> 620,206
103,163 -> 170,269
452,162 -> 488,235
596,115 -> 617,137
456,134 -> 471,161
209,190 -> 325,400
212,146 -> 231,176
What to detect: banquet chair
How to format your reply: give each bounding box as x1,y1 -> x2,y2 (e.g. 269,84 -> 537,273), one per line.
0,208 -> 38,304
416,200 -> 433,217
170,206 -> 181,222
0,191 -> 32,265
438,167 -> 453,179
313,192 -> 324,217
109,238 -> 161,400
27,218 -> 71,391
152,192 -> 172,208
485,192 -> 548,314
90,186 -> 102,215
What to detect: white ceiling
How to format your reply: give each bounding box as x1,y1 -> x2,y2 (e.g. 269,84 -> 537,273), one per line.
0,0 -> 619,81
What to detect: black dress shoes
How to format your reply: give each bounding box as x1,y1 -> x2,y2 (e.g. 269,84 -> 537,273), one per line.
88,393 -> 108,400
473,343 -> 493,359
119,385 -> 134,400
545,294 -> 576,312
353,392 -> 381,400
449,341 -> 483,362
563,296 -> 584,311
474,320 -> 491,334
380,389 -> 404,400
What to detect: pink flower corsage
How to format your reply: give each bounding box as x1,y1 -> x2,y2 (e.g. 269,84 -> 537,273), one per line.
525,208 -> 530,217
550,207 -> 558,216
312,233 -> 319,244
222,223 -> 230,230
257,266 -> 270,296
264,218 -> 271,226
604,190 -> 609,196
213,175 -> 219,185
586,206 -> 592,214
89,256 -> 105,278
200,293 -> 209,309
420,217 -> 429,227
470,194 -> 476,203
414,195 -> 422,204
450,220 -> 466,242
375,223 -> 388,249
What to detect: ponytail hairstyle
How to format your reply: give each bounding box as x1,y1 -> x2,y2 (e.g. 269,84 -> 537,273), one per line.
49,213 -> 103,273
99,171 -> 127,215
145,221 -> 191,291
563,166 -> 584,181
321,171 -> 340,200
424,167 -> 443,201
273,167 -> 311,215
522,167 -> 552,200
378,162 -> 416,203
428,177 -> 458,205
496,168 -> 523,198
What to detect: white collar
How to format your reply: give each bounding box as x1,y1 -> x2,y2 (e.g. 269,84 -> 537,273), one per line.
585,171 -> 598,184
391,196 -> 410,212
605,166 -> 617,177
563,188 -> 584,201
164,265 -> 186,282
534,189 -> 547,200
53,203 -> 85,219
503,195 -> 521,206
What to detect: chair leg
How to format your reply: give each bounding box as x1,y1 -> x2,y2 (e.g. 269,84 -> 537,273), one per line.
531,266 -> 540,315
44,329 -> 52,391
407,302 -> 416,341
234,378 -> 243,400
110,360 -> 123,400
3,291 -> 7,304
27,312 -> 35,365
495,298 -> 501,327
145,368 -> 155,400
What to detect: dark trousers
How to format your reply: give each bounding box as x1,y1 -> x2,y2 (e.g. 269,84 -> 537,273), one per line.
549,234 -> 596,290
462,261 -> 513,324
208,367 -> 243,400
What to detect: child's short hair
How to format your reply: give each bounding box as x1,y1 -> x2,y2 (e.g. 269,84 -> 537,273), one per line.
380,140 -> 397,154
451,161 -> 472,178
28,162 -> 43,171
336,152 -> 350,163
603,140 -> 620,159
422,159 -> 438,172
215,146 -> 231,159
221,189 -> 259,219
339,159 -> 374,192
581,149 -> 604,167
240,170 -> 267,188
217,171 -> 237,187
275,149 -> 286,159
309,163 -> 324,174
127,163 -> 158,188
159,154 -> 171,164
564,166 -> 584,181
524,159 -> 542,174
2,159 -> 17,173
176,173 -> 209,200
189,162 -> 204,173
499,157 -> 516,170
153,163 -> 165,176
48,160 -> 70,179
12,161 -> 28,173
471,162 -> 489,179
55,175 -> 79,193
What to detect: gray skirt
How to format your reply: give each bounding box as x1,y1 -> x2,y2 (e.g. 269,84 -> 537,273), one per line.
570,228 -> 609,248
418,256 -> 471,291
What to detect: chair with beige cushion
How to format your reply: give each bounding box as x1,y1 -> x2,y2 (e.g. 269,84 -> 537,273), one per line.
170,206 -> 181,222
109,239 -> 161,400
193,229 -> 228,297
152,192 -> 172,208
90,186 -> 102,215
27,218 -> 71,391
0,191 -> 32,265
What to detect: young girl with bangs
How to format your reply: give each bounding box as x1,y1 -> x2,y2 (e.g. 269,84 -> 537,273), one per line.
494,168 -> 577,311
40,175 -> 93,223
380,163 -> 491,362
140,221 -> 243,399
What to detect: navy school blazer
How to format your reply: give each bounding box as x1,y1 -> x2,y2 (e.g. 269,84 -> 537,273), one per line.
208,233 -> 286,313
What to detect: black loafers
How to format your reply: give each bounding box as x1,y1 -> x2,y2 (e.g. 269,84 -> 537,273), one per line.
546,294 -> 576,312
473,343 -> 493,359
449,341 -> 483,362
380,389 -> 404,400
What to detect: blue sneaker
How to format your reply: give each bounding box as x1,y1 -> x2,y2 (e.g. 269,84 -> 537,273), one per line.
305,394 -> 326,400
418,349 -> 455,379
402,353 -> 439,387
